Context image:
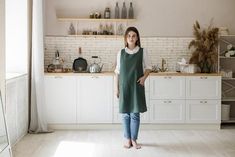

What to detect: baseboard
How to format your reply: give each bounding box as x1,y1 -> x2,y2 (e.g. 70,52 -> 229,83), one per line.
48,124 -> 221,130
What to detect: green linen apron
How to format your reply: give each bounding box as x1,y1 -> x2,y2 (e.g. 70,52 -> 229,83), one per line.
119,48 -> 147,113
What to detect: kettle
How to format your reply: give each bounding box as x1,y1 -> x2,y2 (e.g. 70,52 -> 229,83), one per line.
89,56 -> 103,73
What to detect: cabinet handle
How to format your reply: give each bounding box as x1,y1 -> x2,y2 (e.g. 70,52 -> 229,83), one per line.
200,76 -> 208,79
168,76 -> 172,79
168,100 -> 172,103
200,100 -> 207,103
164,76 -> 167,79
54,76 -> 63,79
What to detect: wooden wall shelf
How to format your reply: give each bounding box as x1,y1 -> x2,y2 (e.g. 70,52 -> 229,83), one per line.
57,17 -> 137,22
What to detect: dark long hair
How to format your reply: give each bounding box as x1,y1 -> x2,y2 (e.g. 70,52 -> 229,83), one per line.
124,27 -> 141,48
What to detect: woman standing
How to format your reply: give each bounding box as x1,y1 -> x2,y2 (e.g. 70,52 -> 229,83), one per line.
115,27 -> 151,149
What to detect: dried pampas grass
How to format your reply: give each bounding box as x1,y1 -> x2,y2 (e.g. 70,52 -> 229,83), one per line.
189,20 -> 219,73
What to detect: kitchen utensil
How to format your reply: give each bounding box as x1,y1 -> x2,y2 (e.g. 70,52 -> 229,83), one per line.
73,47 -> 88,72
47,64 -> 55,72
89,56 -> 103,73
52,50 -> 64,71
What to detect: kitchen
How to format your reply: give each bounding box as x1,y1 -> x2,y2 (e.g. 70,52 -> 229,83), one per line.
1,0 -> 235,157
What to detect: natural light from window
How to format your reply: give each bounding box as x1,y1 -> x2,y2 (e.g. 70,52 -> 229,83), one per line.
54,141 -> 96,157
5,0 -> 28,74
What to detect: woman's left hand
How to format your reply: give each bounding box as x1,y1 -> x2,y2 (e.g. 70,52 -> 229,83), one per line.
137,76 -> 146,86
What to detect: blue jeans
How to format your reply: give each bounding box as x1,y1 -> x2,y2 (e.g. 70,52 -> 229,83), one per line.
122,113 -> 140,140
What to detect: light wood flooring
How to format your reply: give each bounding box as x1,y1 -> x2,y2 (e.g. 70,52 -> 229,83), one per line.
12,128 -> 235,157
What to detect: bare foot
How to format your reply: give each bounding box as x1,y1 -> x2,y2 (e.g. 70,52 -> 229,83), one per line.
131,140 -> 141,149
123,139 -> 132,149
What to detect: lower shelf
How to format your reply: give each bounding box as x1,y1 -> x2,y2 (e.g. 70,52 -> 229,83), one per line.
222,98 -> 235,101
221,118 -> 235,123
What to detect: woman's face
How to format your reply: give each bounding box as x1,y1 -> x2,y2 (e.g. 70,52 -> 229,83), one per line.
126,31 -> 138,47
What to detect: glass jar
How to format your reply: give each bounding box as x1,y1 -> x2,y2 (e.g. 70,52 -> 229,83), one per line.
104,7 -> 111,19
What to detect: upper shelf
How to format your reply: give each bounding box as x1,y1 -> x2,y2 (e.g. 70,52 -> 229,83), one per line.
220,35 -> 235,37
219,56 -> 235,59
57,17 -> 137,22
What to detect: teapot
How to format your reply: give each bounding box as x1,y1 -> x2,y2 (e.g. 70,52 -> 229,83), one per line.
89,56 -> 103,73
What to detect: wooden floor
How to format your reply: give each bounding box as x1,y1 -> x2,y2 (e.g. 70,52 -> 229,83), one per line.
12,128 -> 235,157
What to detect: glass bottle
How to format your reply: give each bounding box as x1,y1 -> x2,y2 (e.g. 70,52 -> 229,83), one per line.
128,2 -> 134,19
121,2 -> 127,19
104,7 -> 111,19
68,23 -> 75,35
115,2 -> 120,19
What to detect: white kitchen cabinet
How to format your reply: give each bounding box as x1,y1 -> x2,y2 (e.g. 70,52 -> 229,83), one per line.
186,76 -> 221,99
150,76 -> 185,99
186,100 -> 221,123
44,74 -> 221,127
45,76 -> 77,124
150,75 -> 221,124
77,76 -> 113,123
150,100 -> 185,123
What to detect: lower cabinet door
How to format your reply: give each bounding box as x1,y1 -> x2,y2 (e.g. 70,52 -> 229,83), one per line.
150,100 -> 185,123
45,76 -> 77,124
186,100 -> 221,123
77,76 -> 113,123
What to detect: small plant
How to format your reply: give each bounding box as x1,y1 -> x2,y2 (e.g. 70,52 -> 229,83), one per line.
189,20 -> 219,73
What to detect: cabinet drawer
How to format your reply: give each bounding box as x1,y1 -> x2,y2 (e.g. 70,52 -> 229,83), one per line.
186,100 -> 221,123
150,76 -> 185,99
150,100 -> 185,123
186,76 -> 221,99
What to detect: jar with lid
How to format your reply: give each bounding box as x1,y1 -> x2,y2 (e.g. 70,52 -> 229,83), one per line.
104,7 -> 111,19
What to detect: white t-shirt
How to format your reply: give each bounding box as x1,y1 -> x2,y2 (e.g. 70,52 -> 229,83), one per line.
114,46 -> 152,74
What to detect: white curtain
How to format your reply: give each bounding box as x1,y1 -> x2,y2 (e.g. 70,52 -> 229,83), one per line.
29,0 -> 49,133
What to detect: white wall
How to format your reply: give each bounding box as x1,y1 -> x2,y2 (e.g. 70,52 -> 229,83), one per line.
5,0 -> 28,73
45,0 -> 235,36
45,36 -> 192,72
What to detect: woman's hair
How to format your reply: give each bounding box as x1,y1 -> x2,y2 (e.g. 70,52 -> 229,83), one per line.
124,27 -> 141,48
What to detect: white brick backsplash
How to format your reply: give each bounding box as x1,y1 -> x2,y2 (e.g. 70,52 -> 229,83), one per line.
44,36 -> 193,72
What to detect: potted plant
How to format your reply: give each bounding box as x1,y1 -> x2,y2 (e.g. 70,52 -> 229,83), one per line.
188,20 -> 219,73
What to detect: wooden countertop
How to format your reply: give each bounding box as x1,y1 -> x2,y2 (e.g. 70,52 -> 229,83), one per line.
149,72 -> 222,76
45,72 -> 222,76
44,71 -> 114,76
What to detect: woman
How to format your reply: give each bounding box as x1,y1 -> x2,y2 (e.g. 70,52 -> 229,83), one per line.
115,27 -> 151,149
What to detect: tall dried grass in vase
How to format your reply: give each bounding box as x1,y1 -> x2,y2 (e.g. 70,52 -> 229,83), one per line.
189,20 -> 219,73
